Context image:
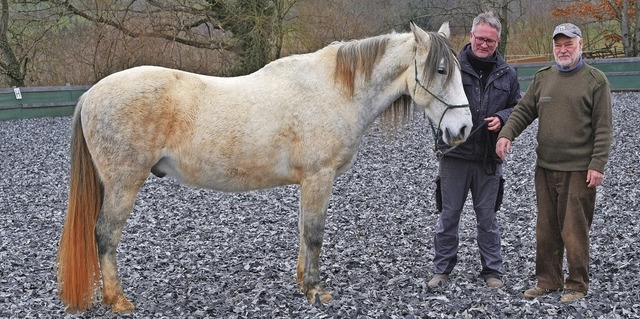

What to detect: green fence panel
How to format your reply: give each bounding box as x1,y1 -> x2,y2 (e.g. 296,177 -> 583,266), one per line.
0,85 -> 90,121
0,108 -> 21,121
513,57 -> 640,92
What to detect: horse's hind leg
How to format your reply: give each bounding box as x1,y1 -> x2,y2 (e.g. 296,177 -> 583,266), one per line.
96,180 -> 145,313
297,170 -> 334,304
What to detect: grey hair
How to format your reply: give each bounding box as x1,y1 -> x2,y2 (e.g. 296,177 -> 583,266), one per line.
471,11 -> 502,38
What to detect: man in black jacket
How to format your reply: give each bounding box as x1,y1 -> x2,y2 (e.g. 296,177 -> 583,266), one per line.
428,11 -> 521,289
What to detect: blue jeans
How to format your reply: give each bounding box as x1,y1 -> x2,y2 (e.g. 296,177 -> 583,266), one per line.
433,157 -> 503,278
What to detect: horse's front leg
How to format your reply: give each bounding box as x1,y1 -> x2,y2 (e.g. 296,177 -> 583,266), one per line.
97,183 -> 141,313
297,170 -> 334,304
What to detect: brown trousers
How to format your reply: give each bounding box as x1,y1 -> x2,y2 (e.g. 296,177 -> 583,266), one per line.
534,167 -> 596,293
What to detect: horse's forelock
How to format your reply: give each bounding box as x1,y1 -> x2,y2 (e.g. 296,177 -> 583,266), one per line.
421,33 -> 458,87
381,32 -> 458,135
335,35 -> 390,96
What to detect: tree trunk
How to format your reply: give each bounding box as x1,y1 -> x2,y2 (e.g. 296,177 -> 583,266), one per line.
620,0 -> 631,56
633,0 -> 640,56
498,2 -> 509,57
0,0 -> 25,87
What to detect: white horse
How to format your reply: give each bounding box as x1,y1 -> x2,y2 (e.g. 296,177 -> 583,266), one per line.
57,22 -> 471,313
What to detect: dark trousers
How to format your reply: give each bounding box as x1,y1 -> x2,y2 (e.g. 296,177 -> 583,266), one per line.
534,167 -> 595,293
433,157 -> 503,278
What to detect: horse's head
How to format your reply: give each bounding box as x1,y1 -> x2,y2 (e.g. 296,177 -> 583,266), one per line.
409,22 -> 472,146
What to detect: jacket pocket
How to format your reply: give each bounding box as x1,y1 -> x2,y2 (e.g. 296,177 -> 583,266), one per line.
492,80 -> 510,91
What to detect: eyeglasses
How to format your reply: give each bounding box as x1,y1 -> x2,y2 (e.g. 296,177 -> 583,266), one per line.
472,33 -> 498,46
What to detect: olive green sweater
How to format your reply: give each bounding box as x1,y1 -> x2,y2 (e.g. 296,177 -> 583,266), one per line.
498,63 -> 612,173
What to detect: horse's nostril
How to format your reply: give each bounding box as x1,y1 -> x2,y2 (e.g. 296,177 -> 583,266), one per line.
459,125 -> 468,138
444,128 -> 452,142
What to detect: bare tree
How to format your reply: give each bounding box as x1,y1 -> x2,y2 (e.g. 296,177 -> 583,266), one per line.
636,0 -> 640,56
0,0 -> 24,86
272,0 -> 299,59
42,1 -> 305,76
423,0 -> 529,56
12,0 -> 634,87
552,0 -> 638,57
508,6 -> 556,59
44,0 -> 230,50
291,0 -> 424,55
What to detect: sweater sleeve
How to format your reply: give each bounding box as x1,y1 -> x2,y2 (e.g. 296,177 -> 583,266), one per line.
498,71 -> 541,141
587,69 -> 613,173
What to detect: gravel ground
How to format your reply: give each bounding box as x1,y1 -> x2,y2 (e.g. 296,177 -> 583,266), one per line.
0,92 -> 638,318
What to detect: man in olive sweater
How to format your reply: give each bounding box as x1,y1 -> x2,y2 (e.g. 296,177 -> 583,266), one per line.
496,23 -> 612,303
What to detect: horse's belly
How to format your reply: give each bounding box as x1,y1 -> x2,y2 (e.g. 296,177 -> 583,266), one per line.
194,168 -> 295,192
152,154 -> 297,192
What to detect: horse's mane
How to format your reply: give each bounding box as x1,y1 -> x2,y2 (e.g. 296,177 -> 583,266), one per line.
334,34 -> 392,96
334,31 -> 458,133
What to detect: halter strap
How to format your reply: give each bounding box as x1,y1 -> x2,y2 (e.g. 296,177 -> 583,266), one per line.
412,60 -> 475,158
413,60 -> 468,111
433,120 -> 487,160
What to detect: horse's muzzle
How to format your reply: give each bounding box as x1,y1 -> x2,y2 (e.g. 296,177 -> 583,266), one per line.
444,125 -> 469,146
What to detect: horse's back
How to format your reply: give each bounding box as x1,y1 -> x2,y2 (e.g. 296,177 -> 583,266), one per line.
79,65 -> 359,192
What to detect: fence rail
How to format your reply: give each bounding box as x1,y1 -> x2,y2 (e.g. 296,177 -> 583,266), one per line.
512,57 -> 640,92
0,85 -> 90,121
1,57 -> 640,121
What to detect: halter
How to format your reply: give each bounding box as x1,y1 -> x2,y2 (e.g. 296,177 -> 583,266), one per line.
412,60 -> 480,159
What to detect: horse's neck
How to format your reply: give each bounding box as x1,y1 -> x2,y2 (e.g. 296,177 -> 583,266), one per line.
352,39 -> 414,132
354,83 -> 405,129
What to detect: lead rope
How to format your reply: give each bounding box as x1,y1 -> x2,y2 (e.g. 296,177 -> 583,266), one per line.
412,60 -> 483,160
431,118 -> 486,160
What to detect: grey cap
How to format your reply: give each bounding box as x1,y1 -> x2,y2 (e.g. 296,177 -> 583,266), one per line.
553,23 -> 582,39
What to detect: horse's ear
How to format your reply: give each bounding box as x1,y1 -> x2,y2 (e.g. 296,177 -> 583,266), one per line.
438,21 -> 451,39
410,21 -> 429,44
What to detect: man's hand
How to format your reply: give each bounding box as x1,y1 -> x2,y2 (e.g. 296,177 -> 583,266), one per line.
485,116 -> 501,131
587,169 -> 604,188
496,137 -> 511,161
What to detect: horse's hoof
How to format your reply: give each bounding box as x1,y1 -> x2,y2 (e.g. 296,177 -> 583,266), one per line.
306,287 -> 333,304
112,299 -> 135,313
104,295 -> 135,313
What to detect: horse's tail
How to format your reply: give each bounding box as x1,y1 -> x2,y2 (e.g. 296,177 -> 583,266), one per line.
57,95 -> 102,312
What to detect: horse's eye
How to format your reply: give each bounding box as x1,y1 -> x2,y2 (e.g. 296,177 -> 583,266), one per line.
437,67 -> 446,75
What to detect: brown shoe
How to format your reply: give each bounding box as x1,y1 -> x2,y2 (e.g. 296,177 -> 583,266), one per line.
485,277 -> 504,288
428,274 -> 449,288
560,290 -> 585,303
523,286 -> 556,299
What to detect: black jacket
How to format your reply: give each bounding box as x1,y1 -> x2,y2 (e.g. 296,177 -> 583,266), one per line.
437,44 -> 521,164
